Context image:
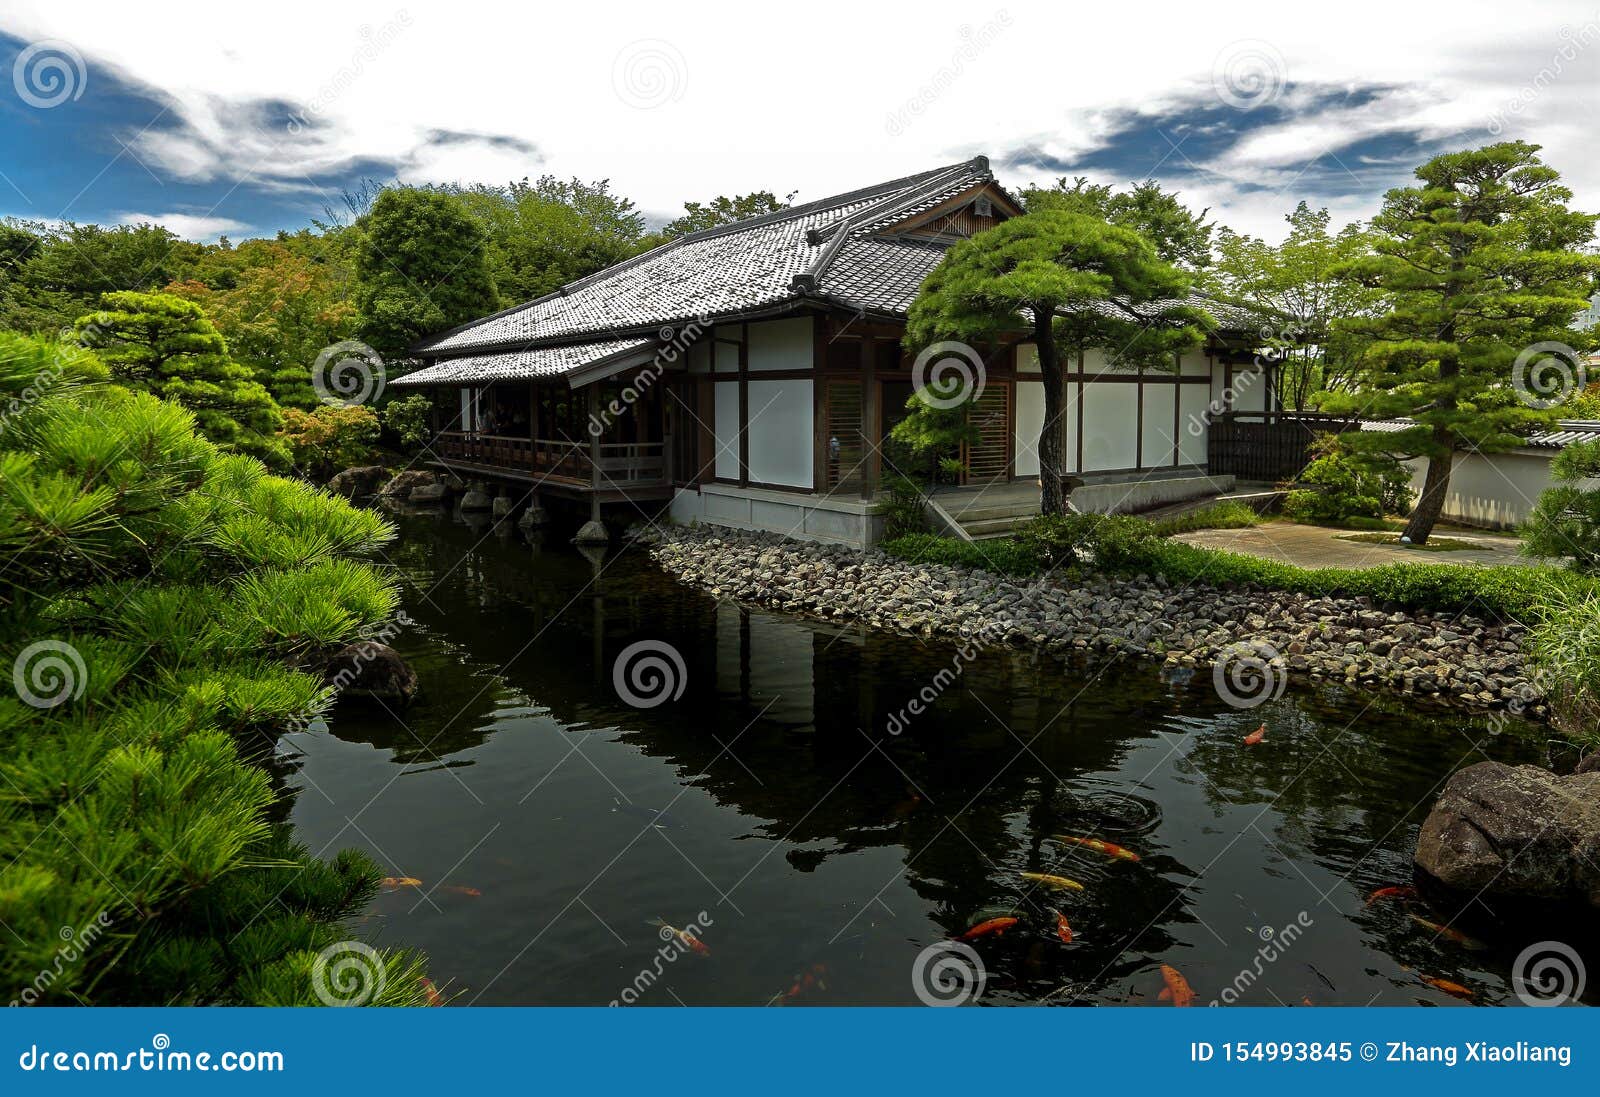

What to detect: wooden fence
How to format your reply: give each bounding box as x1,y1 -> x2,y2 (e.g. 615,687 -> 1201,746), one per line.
1206,413 -> 1360,483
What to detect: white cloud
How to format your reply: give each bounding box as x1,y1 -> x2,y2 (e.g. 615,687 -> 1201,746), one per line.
116,211 -> 249,241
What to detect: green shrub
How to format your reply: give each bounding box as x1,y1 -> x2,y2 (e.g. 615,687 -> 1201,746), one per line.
1523,437 -> 1600,572
1283,434 -> 1412,524
280,404 -> 381,481
880,533 -> 1040,576
1526,585 -> 1600,735
382,393 -> 434,449
876,475 -> 930,540
1148,499 -> 1261,536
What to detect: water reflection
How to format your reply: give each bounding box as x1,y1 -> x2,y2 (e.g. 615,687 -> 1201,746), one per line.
279,510 -> 1585,1007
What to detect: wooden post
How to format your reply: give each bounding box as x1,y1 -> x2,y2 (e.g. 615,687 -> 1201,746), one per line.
587,384 -> 602,492
860,336 -> 878,500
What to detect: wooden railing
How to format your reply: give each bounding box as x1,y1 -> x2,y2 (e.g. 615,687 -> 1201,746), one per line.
435,432 -> 664,488
1207,412 -> 1360,483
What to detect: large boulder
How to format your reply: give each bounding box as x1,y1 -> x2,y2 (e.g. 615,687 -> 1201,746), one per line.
1414,761 -> 1600,909
326,465 -> 391,498
309,641 -> 418,706
380,469 -> 439,498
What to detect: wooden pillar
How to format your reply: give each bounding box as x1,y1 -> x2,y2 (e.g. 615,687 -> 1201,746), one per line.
860,336 -> 878,500
587,384 -> 602,492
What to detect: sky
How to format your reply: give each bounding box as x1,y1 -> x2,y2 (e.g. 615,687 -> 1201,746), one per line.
1,0 -> 1597,244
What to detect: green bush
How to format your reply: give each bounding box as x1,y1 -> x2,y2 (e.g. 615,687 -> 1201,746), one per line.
1523,437 -> 1600,572
382,393 -> 435,449
1148,499 -> 1261,536
880,533 -> 1040,576
876,475 -> 930,540
0,332 -> 430,1005
1283,434 -> 1413,524
1526,585 -> 1600,735
280,404 -> 381,482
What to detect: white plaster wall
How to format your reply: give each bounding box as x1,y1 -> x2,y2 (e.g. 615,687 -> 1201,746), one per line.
1082,348 -> 1137,376
1230,367 -> 1268,412
713,380 -> 741,479
1141,385 -> 1177,468
1063,381 -> 1079,473
746,378 -> 813,488
1179,349 -> 1211,377
747,317 -> 812,371
1179,385 -> 1210,465
1403,450 -> 1554,528
1014,380 -> 1045,477
1081,383 -> 1138,471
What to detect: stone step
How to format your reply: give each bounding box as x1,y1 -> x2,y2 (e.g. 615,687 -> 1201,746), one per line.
961,516 -> 1034,537
948,502 -> 1041,523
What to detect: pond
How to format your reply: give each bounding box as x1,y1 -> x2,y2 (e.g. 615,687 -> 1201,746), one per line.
278,509 -> 1589,1007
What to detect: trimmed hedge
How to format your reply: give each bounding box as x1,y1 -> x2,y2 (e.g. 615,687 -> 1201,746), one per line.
883,514 -> 1596,623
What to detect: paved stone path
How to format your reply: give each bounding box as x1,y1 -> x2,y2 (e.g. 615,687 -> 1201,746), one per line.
1173,521 -> 1538,570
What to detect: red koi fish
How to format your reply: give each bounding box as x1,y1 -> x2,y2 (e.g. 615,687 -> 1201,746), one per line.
1365,885 -> 1416,906
1157,963 -> 1196,1007
1053,834 -> 1141,863
769,963 -> 830,1006
1243,724 -> 1267,746
1052,908 -> 1074,944
958,916 -> 1018,941
418,977 -> 445,1007
442,885 -> 482,897
1409,913 -> 1487,951
1420,975 -> 1474,1001
649,918 -> 711,957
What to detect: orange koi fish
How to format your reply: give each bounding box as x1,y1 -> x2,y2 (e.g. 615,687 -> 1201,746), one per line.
1243,724 -> 1267,746
1409,913 -> 1487,951
1157,963 -> 1196,1007
1053,835 -> 1141,862
442,885 -> 482,897
1301,996 -> 1315,1007
1365,885 -> 1416,906
649,918 -> 711,957
381,876 -> 423,889
418,977 -> 445,1007
1020,871 -> 1085,892
1420,975 -> 1474,1001
958,916 -> 1019,941
769,963 -> 830,1005
1052,908 -> 1074,944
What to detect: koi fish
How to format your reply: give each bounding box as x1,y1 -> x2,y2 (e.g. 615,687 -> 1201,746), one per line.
442,885 -> 482,897
1301,996 -> 1315,1007
419,977 -> 445,1007
1020,871 -> 1085,892
1157,963 -> 1196,1007
1053,834 -> 1141,862
958,916 -> 1018,941
381,876 -> 423,889
648,917 -> 710,957
1243,724 -> 1267,746
1420,975 -> 1474,1001
1365,885 -> 1417,906
1409,913 -> 1487,951
1052,908 -> 1074,944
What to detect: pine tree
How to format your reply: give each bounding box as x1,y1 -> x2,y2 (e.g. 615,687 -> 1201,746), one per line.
1323,142 -> 1599,543
0,332 -> 431,1005
907,210 -> 1207,513
74,291 -> 288,466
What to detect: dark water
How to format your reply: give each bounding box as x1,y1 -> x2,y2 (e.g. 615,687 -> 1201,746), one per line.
279,509 -> 1590,1007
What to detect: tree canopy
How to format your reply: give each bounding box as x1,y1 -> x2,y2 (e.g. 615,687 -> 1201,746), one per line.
659,190 -> 796,240
1020,176 -> 1215,271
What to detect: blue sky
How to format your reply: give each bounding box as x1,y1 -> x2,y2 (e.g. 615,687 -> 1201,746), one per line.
1,2 -> 1595,243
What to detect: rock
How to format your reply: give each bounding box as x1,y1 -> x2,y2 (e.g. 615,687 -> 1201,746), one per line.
1414,761 -> 1600,909
491,495 -> 513,517
459,483 -> 494,511
380,469 -> 438,498
309,641 -> 418,706
575,519 -> 610,544
518,503 -> 548,529
410,483 -> 448,504
326,465 -> 390,498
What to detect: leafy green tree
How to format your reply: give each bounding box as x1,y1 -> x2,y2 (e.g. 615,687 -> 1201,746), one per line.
447,177 -> 651,302
383,393 -> 435,449
1020,177 -> 1214,271
1322,142 -> 1600,543
0,331 -> 430,1004
908,211 -> 1208,513
889,380 -> 979,482
354,189 -> 498,358
74,291 -> 287,466
1213,203 -> 1381,408
0,221 -> 202,333
659,190 -> 796,240
1523,437 -> 1600,571
280,405 -> 381,481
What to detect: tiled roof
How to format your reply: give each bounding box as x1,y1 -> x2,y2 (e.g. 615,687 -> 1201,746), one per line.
415,159 -> 995,355
390,338 -> 653,386
1360,418 -> 1600,449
